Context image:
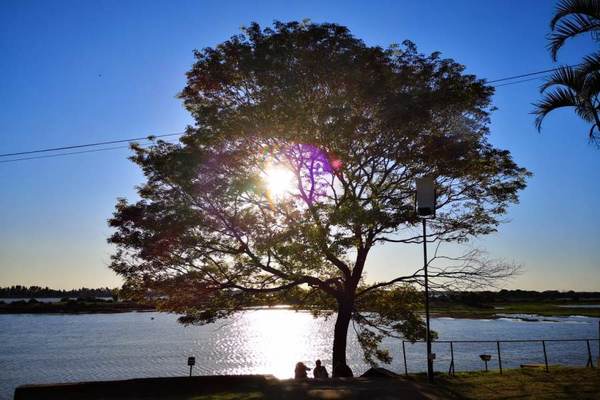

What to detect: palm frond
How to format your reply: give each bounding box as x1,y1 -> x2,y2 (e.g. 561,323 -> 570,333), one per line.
573,101 -> 598,123
532,87 -> 580,130
588,125 -> 600,144
578,51 -> 600,74
580,69 -> 600,98
548,13 -> 600,60
550,0 -> 600,30
539,65 -> 586,92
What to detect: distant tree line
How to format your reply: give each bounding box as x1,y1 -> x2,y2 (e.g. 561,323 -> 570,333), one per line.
435,289 -> 600,306
0,285 -> 117,299
1,285 -> 597,305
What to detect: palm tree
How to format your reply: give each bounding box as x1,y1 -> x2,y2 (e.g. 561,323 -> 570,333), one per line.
534,0 -> 600,144
533,63 -> 600,143
548,0 -> 600,61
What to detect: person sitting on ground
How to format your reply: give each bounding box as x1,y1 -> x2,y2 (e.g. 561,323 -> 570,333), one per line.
313,359 -> 329,379
333,362 -> 353,378
294,362 -> 311,379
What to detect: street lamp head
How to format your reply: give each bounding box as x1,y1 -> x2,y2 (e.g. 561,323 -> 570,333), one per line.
416,176 -> 436,219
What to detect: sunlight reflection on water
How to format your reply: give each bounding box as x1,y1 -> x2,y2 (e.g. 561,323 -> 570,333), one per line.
0,310 -> 598,400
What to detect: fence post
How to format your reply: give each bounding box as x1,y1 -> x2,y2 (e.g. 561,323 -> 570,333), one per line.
542,340 -> 549,372
497,341 -> 502,374
586,340 -> 593,368
402,341 -> 408,375
448,341 -> 455,376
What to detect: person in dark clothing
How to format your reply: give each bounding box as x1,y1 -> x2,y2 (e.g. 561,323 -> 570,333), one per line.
333,362 -> 353,378
313,359 -> 329,379
294,362 -> 311,379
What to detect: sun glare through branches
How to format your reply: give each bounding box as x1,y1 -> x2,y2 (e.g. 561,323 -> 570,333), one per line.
263,164 -> 295,200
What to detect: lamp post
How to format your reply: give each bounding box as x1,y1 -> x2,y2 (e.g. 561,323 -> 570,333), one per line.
416,176 -> 436,383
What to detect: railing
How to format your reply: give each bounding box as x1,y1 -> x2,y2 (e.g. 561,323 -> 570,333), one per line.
401,319 -> 600,375
401,338 -> 597,375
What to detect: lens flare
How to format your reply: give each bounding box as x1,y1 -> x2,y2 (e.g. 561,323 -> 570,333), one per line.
263,165 -> 295,199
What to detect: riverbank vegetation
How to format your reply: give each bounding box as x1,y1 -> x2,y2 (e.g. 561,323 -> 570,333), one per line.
1,288 -> 599,317
429,290 -> 600,318
0,285 -> 118,299
0,297 -> 152,314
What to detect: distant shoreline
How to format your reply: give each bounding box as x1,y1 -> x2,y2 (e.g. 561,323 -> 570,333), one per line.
1,298 -> 599,319
0,298 -> 154,314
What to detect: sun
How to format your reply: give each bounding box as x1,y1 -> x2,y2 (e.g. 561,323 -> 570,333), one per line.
263,165 -> 295,199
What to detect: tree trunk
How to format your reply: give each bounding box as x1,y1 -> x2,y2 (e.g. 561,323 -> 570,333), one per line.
332,298 -> 352,377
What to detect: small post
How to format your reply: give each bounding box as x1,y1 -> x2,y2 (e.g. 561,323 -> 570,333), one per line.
586,340 -> 593,368
542,340 -> 549,372
448,341 -> 455,376
188,356 -> 196,377
497,341 -> 502,374
402,341 -> 408,376
479,354 -> 491,372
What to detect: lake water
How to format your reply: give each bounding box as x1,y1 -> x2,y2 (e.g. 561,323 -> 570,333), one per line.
0,310 -> 598,400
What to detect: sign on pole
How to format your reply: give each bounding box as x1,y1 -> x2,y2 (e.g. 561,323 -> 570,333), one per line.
416,176 -> 436,218
187,356 -> 195,377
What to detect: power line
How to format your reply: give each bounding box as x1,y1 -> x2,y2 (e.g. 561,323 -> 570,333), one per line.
0,132 -> 183,158
487,63 -> 580,84
0,64 -> 584,164
0,140 -> 180,164
0,145 -> 131,163
492,76 -> 546,88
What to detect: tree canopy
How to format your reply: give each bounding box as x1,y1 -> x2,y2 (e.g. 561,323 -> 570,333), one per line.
109,21 -> 529,371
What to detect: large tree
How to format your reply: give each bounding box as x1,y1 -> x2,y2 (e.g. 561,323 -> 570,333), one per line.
109,21 -> 529,374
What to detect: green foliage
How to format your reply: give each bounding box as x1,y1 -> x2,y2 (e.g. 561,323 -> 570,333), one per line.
108,21 -> 528,365
353,286 -> 433,365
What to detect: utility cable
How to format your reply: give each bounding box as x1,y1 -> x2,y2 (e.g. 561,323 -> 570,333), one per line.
487,63 -> 581,84
0,132 -> 183,158
0,64 -> 587,163
0,140 -> 180,164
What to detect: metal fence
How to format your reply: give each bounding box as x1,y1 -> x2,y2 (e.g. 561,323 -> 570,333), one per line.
401,319 -> 600,375
401,338 -> 598,375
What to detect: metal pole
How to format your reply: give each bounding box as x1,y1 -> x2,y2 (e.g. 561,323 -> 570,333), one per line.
542,340 -> 549,372
402,341 -> 408,376
497,341 -> 502,374
449,342 -> 455,376
423,218 -> 433,383
586,340 -> 593,368
189,365 -> 193,377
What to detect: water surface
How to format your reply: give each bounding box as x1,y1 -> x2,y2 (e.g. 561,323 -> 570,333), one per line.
0,310 -> 598,400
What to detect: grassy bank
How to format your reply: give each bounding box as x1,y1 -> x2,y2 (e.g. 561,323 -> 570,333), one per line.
16,367 -> 599,399
429,302 -> 600,319
411,367 -> 600,399
181,367 -> 600,400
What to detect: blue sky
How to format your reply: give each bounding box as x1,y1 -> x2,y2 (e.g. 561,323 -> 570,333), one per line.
0,0 -> 598,290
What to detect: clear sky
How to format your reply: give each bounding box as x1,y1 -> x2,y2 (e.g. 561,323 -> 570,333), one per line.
0,0 -> 598,291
